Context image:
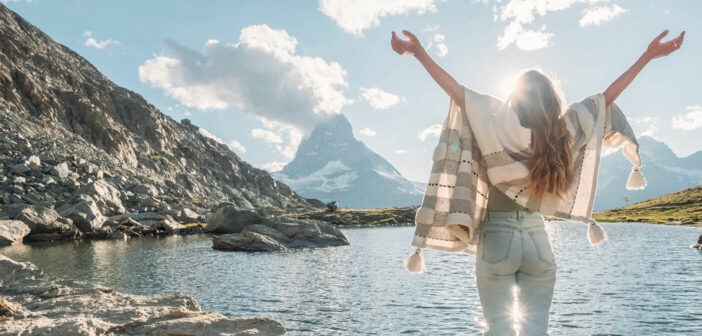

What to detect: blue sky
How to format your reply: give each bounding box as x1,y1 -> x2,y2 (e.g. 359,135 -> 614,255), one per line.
4,0 -> 701,182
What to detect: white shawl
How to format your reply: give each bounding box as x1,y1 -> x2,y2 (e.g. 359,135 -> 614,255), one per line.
406,85 -> 646,273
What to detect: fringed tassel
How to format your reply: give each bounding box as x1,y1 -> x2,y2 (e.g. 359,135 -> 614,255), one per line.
404,247 -> 426,273
587,222 -> 607,245
626,167 -> 647,190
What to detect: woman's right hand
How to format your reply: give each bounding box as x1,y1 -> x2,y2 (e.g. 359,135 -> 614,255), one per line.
391,30 -> 423,56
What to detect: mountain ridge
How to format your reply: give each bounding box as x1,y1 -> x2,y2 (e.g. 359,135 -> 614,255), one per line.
594,135 -> 702,211
275,114 -> 424,209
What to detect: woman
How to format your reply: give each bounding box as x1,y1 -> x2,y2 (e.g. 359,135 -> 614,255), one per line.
392,29 -> 684,335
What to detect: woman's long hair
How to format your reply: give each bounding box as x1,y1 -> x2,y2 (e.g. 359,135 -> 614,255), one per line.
506,68 -> 574,201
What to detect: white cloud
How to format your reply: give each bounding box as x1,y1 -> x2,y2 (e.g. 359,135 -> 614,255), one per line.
418,124 -> 442,141
629,116 -> 660,137
359,127 -> 377,136
360,87 -> 405,110
672,106 -> 702,131
226,140 -> 247,154
251,128 -> 283,144
424,24 -> 441,32
428,33 -> 449,57
579,4 -> 627,27
82,31 -> 120,49
395,149 -> 410,154
497,22 -> 552,51
318,0 -> 439,36
482,0 -> 625,50
139,24 -> 352,132
261,161 -> 288,172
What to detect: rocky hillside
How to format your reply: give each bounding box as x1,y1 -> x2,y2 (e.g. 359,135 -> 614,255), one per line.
594,185 -> 702,225
0,2 -> 320,216
275,115 -> 424,209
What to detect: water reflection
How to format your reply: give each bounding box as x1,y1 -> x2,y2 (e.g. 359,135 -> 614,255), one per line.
2,223 -> 701,335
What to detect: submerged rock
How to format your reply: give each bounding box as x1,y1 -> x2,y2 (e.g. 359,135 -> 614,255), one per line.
0,220 -> 30,246
0,255 -> 286,335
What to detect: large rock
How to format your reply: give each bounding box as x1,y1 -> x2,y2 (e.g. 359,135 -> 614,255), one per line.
0,220 -> 31,246
213,232 -> 287,251
131,183 -> 159,197
162,215 -> 185,231
26,155 -> 41,171
213,216 -> 349,251
242,224 -> 291,244
179,208 -> 200,223
205,206 -> 262,233
70,179 -> 125,216
264,217 -> 349,248
14,205 -> 71,233
51,161 -> 71,180
0,255 -> 286,335
105,212 -> 184,231
56,195 -> 105,232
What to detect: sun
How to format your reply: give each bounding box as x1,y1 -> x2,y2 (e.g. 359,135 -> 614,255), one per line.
500,73 -> 518,100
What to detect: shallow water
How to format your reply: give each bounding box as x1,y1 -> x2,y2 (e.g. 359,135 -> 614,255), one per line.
2,222 -> 701,335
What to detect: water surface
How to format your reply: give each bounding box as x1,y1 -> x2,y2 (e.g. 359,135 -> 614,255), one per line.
2,222 -> 701,335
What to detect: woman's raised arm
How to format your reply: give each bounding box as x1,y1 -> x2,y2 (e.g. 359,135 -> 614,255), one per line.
603,29 -> 685,108
391,30 -> 465,109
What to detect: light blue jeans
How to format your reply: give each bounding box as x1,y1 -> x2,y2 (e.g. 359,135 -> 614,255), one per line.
475,209 -> 557,336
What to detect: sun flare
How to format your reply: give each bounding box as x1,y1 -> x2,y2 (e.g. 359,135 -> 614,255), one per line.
500,73 -> 518,100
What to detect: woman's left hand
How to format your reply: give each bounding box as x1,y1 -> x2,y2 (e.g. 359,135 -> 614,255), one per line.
645,29 -> 685,60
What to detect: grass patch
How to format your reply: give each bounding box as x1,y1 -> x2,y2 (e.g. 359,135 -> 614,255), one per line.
593,185 -> 702,225
181,222 -> 206,228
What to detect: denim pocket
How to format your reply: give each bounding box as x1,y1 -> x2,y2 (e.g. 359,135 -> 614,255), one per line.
480,230 -> 514,264
529,230 -> 555,265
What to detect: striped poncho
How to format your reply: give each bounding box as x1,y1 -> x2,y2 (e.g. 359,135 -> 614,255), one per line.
406,85 -> 646,272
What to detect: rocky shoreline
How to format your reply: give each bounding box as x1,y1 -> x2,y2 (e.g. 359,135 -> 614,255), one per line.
0,254 -> 286,335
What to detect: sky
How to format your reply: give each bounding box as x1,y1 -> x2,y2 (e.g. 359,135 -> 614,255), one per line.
4,0 -> 701,182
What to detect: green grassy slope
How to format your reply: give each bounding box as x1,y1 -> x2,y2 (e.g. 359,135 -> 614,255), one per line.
593,185 -> 702,225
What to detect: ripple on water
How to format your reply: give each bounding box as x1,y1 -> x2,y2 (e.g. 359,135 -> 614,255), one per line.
1,222 -> 701,335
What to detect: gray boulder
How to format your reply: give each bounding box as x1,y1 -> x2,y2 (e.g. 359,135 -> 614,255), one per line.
15,205 -> 71,233
213,232 -> 286,251
70,179 -> 125,216
326,201 -> 339,212
162,215 -> 185,231
56,194 -> 106,232
51,161 -> 71,180
212,216 -> 348,251
26,155 -> 41,171
131,183 -> 159,197
179,208 -> 200,223
105,212 -> 183,231
263,217 -> 349,248
205,206 -> 261,233
242,224 -> 290,244
0,220 -> 31,246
